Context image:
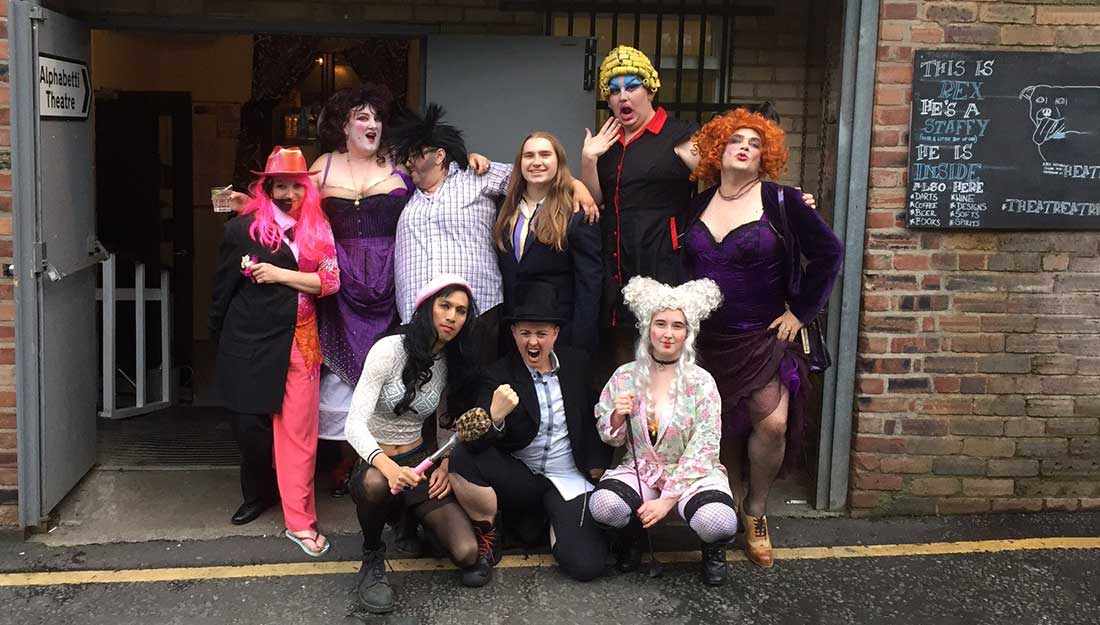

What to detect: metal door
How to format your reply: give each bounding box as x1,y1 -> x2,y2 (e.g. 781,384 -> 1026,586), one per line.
425,35 -> 595,165
12,2 -> 99,524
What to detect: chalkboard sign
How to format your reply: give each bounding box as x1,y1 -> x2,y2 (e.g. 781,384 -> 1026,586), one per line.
906,50 -> 1100,230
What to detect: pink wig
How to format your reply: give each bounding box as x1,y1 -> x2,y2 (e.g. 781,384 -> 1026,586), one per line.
240,175 -> 333,262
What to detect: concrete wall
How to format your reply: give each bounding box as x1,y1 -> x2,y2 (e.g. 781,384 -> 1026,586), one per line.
853,1 -> 1100,516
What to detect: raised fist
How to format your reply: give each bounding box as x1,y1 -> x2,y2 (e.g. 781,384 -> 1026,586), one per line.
490,384 -> 520,425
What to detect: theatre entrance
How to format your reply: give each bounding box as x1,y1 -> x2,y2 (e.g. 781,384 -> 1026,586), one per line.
13,0 -> 855,541
14,8 -> 596,538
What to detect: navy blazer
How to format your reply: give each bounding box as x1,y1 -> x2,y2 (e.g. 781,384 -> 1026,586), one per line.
465,346 -> 612,475
498,210 -> 602,350
209,215 -> 300,414
682,181 -> 844,324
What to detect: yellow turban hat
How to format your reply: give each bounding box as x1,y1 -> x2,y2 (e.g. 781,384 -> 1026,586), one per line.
598,45 -> 660,99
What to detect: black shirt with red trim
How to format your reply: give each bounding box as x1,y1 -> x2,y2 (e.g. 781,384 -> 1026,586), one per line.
596,107 -> 697,325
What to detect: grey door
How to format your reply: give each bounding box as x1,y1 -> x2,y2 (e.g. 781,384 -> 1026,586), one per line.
13,3 -> 98,522
425,35 -> 595,166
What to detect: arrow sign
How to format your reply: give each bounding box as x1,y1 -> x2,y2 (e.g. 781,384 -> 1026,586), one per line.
38,53 -> 90,120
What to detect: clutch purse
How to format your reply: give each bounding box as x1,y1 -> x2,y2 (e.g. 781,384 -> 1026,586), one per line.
800,317 -> 832,373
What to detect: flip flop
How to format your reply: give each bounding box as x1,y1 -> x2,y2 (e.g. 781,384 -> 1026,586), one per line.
285,529 -> 331,557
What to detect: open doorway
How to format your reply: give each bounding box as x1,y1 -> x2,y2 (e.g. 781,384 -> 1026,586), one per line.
88,30 -> 414,489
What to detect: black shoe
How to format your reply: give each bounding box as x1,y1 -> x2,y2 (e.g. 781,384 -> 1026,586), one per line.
356,547 -> 394,614
330,477 -> 350,498
613,521 -> 643,573
462,520 -> 498,587
231,499 -> 275,525
701,542 -> 728,587
460,556 -> 493,587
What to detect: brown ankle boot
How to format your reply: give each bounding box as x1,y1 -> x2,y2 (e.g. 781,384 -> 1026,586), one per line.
740,510 -> 774,569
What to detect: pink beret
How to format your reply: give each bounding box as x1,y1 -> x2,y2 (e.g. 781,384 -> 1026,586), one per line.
414,273 -> 473,311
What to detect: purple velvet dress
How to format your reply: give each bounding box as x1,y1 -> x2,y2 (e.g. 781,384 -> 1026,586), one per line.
317,170 -> 413,440
683,212 -> 808,470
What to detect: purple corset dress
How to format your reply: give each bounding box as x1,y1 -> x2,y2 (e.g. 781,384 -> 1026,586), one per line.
683,215 -> 809,472
317,182 -> 411,440
318,190 -> 409,386
685,217 -> 787,334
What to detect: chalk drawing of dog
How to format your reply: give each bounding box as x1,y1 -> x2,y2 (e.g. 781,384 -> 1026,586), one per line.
1019,85 -> 1100,164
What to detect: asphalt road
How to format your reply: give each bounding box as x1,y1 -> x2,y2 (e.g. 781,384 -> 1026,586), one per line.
1,512 -> 1097,625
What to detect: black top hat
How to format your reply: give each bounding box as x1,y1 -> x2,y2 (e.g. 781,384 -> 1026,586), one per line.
505,282 -> 566,325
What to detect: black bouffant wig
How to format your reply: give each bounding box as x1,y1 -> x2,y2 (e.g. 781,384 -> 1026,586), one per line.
317,83 -> 395,159
388,103 -> 469,170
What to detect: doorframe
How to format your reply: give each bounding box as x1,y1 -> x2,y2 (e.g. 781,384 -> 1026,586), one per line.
11,0 -> 46,528
814,0 -> 880,511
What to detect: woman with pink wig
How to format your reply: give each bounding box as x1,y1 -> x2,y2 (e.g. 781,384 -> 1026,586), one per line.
209,146 -> 340,556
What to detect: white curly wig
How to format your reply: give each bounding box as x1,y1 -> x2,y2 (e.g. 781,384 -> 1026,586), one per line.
622,276 -> 723,335
621,276 -> 722,428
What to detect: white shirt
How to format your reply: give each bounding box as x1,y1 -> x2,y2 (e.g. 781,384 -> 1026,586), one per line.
394,161 -> 511,322
272,207 -> 299,261
510,352 -> 594,502
513,197 -> 541,258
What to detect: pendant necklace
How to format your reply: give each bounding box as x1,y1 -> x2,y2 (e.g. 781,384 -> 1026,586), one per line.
347,153 -> 362,207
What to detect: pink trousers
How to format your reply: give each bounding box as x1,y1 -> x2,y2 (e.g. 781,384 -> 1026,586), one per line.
273,340 -> 319,533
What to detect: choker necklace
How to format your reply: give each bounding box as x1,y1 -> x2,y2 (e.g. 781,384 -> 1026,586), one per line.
653,356 -> 679,367
718,177 -> 760,201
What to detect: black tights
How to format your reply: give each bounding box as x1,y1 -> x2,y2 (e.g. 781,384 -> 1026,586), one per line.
352,465 -> 479,569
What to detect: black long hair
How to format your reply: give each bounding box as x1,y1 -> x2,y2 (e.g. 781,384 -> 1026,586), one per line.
317,83 -> 395,160
393,284 -> 481,426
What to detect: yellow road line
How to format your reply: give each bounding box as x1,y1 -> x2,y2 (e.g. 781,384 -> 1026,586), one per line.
1,537 -> 1097,587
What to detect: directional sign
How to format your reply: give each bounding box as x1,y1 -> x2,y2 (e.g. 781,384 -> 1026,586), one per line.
38,53 -> 90,120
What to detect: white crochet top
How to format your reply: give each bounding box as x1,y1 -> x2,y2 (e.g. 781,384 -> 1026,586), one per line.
344,334 -> 448,464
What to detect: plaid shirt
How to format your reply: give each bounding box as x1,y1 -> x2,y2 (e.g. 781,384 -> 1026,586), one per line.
395,161 -> 511,322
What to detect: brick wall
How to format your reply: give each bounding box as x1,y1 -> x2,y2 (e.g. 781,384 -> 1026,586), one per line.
854,1 -> 1100,515
729,0 -> 830,195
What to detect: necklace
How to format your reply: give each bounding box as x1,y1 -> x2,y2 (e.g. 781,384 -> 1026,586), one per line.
718,177 -> 760,201
653,356 -> 678,366
346,153 -> 362,207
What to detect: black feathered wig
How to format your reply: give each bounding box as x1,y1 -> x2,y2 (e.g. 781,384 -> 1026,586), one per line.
388,103 -> 469,171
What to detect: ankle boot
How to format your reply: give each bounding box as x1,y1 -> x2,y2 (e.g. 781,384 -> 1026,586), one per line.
355,546 -> 394,614
700,541 -> 728,586
613,520 -> 644,573
740,510 -> 774,569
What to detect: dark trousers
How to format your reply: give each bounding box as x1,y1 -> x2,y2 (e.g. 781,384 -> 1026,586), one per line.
230,411 -> 278,504
450,444 -> 608,581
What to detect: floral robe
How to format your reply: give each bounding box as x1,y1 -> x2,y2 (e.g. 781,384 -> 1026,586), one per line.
595,361 -> 730,502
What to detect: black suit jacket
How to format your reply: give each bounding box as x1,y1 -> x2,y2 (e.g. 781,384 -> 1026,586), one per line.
209,215 -> 300,414
498,211 -> 602,351
466,346 -> 612,475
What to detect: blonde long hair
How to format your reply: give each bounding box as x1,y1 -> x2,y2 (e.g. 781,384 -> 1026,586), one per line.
493,131 -> 574,254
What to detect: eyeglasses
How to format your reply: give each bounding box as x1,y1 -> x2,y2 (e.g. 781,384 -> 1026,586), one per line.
407,147 -> 440,164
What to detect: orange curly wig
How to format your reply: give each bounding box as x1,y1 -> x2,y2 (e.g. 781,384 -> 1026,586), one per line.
690,108 -> 788,184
